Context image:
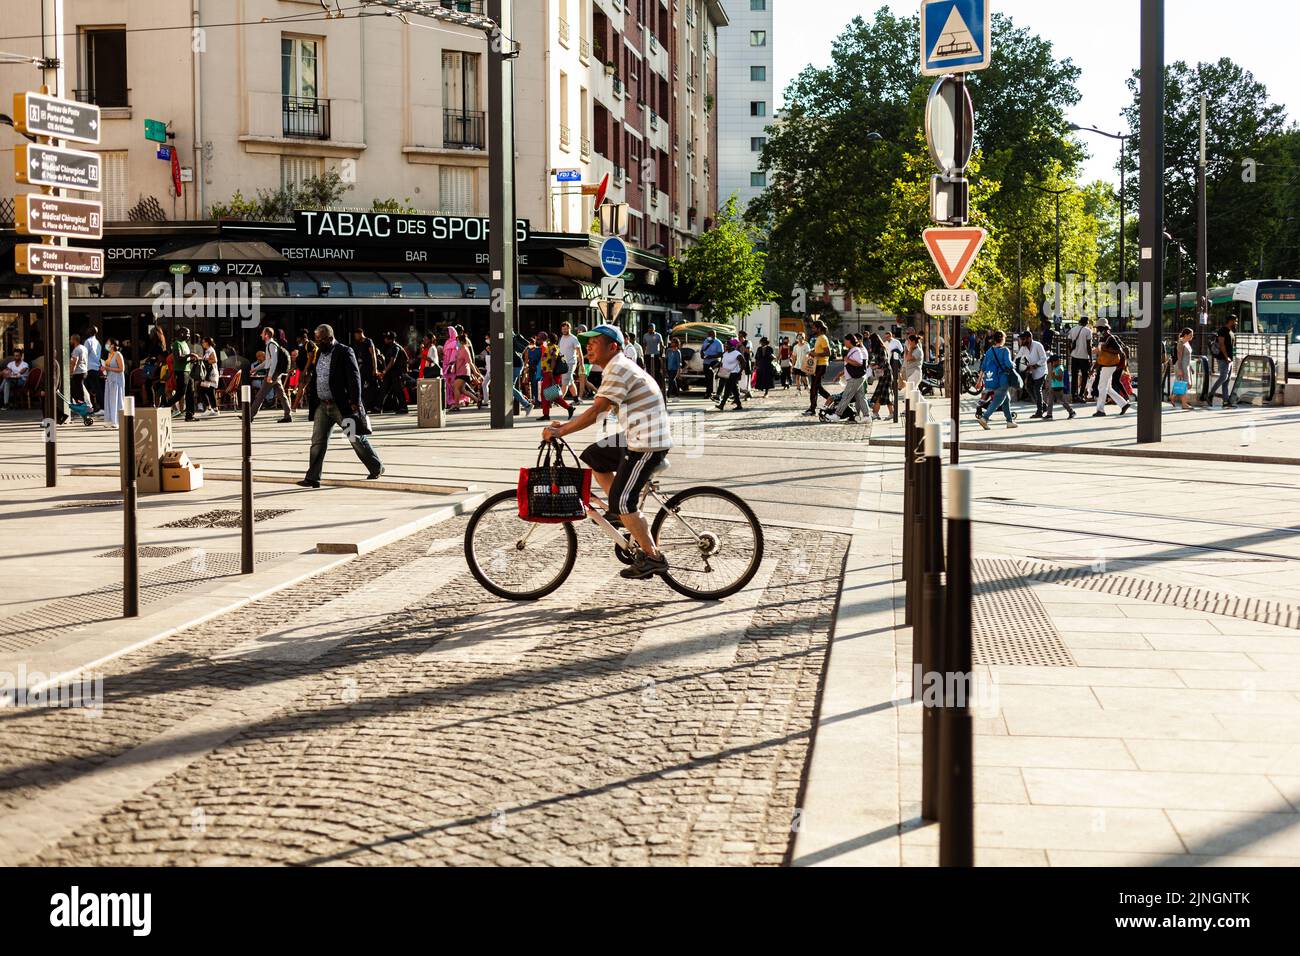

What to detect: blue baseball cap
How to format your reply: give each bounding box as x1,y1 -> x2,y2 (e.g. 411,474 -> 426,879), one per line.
578,324 -> 625,347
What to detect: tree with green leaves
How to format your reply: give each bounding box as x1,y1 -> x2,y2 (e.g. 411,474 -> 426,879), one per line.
1119,58 -> 1291,286
671,196 -> 769,324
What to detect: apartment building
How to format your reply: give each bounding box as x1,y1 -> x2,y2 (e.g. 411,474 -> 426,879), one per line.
0,1 -> 725,359
716,0 -> 773,213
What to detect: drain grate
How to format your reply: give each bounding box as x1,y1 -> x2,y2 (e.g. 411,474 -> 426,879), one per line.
971,558 -> 1076,667
0,551 -> 286,653
1021,560 -> 1300,631
96,546 -> 189,559
0,473 -> 43,482
160,509 -> 296,530
54,500 -> 123,509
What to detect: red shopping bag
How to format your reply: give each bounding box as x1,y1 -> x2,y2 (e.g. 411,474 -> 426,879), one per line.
517,440 -> 592,523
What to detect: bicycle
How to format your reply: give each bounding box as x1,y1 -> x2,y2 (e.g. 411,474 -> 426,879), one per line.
464,441 -> 764,602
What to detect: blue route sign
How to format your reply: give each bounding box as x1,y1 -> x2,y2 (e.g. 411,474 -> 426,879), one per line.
600,236 -> 629,278
555,168 -> 582,183
921,0 -> 991,77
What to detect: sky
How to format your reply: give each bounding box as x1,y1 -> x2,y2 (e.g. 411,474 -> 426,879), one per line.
773,0 -> 1300,186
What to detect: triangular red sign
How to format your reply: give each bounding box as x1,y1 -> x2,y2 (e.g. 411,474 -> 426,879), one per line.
923,227 -> 987,289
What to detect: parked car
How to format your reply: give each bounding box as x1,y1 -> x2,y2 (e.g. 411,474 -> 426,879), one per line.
670,321 -> 738,389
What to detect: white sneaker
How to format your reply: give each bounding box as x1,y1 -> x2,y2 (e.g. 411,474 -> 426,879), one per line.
1007,420 -> 1019,429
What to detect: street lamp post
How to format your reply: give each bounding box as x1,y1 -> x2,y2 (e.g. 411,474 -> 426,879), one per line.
1070,124 -> 1133,324
1027,183 -> 1070,324
1165,231 -> 1186,327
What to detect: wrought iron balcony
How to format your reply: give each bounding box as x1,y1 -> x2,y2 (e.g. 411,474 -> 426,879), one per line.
444,109 -> 485,149
559,17 -> 571,46
559,124 -> 571,150
283,95 -> 330,139
579,37 -> 591,63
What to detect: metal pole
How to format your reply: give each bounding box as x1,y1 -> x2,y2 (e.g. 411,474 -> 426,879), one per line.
122,396 -> 138,617
1119,138 -> 1127,290
939,465 -> 973,866
950,314 -> 960,465
903,390 -> 915,628
240,384 -> 254,574
488,0 -> 517,430
40,0 -> 69,488
1054,193 -> 1062,302
1197,94 -> 1209,328
1138,0 -> 1165,444
920,420 -> 944,823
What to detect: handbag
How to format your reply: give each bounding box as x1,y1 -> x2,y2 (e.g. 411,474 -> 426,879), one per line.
1172,380 -> 1189,396
517,440 -> 591,524
543,383 -> 563,401
553,355 -> 570,376
350,407 -> 373,436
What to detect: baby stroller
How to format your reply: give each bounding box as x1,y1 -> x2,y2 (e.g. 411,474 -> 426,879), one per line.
57,389 -> 97,426
818,388 -> 864,423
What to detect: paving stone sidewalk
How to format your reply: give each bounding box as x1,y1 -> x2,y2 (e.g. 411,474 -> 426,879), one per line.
0,517 -> 848,866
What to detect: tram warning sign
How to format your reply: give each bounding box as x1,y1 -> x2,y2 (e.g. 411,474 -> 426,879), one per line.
14,91 -> 101,144
16,194 -> 104,241
921,1 -> 992,77
15,244 -> 105,279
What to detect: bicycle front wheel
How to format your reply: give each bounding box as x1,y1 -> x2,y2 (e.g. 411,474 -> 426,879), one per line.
650,487 -> 764,601
464,489 -> 578,601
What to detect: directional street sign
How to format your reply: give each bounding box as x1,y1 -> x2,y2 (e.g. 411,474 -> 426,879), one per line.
15,244 -> 105,279
14,92 -> 101,145
921,0 -> 992,77
600,236 -> 629,278
600,276 -> 626,300
924,288 -> 979,316
15,194 -> 104,240
144,118 -> 168,143
15,143 -> 102,191
923,227 -> 987,289
925,76 -> 975,176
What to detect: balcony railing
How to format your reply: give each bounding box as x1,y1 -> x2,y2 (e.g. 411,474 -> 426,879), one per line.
559,124 -> 571,150
579,37 -> 591,63
438,0 -> 484,12
283,95 -> 330,139
559,17 -> 571,46
73,87 -> 131,108
444,108 -> 485,149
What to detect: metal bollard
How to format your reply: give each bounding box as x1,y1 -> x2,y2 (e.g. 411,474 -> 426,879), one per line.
909,397 -> 927,694
122,396 -> 139,618
920,421 -> 945,823
940,466 -> 974,866
240,384 -> 254,575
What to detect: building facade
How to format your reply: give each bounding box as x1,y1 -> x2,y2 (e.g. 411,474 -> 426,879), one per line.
716,0 -> 772,213
0,1 -> 727,362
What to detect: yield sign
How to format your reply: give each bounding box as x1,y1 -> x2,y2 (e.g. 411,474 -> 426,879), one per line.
923,227 -> 986,289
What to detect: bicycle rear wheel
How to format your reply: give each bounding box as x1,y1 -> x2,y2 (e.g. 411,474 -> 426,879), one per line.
464,489 -> 578,600
650,487 -> 764,600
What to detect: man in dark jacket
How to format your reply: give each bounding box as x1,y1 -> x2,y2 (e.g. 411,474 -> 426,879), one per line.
298,324 -> 385,488
352,327 -> 380,413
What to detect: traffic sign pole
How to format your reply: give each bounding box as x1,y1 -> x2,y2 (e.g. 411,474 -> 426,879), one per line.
950,71 -> 967,465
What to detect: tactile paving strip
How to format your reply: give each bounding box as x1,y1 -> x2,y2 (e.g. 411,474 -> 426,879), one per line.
95,546 -> 189,559
971,558 -> 1076,667
1020,560 -> 1300,631
0,551 -> 286,653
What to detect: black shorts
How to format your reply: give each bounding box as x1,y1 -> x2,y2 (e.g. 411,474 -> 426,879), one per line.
580,444 -> 668,515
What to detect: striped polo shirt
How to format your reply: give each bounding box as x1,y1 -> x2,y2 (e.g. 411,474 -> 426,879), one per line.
595,351 -> 673,452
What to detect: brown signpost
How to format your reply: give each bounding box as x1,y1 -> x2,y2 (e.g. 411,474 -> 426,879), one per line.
13,91 -> 101,144
14,143 -> 101,191
15,243 -> 105,278
15,194 -> 103,241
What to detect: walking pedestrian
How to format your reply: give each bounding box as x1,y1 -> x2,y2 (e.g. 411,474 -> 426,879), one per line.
802,320 -> 833,416
1209,315 -> 1237,408
558,321 -> 583,405
791,333 -> 809,393
352,328 -> 381,413
1091,322 -> 1131,417
641,322 -> 665,391
1016,330 -> 1050,419
442,327 -> 461,408
83,325 -> 104,410
1066,318 -> 1092,402
101,339 -> 126,429
666,337 -> 683,397
525,332 -> 546,406
975,330 -> 1018,430
778,336 -> 792,389
1044,355 -> 1077,420
538,337 -> 573,421
1170,327 -> 1197,412
198,336 -> 221,417
250,326 -> 291,422
866,332 -> 894,421
822,333 -> 870,423
754,337 -> 776,397
699,330 -> 724,399
901,333 -> 924,391
68,335 -> 88,408
298,324 -> 384,488
158,327 -> 197,421
379,331 -> 410,414
715,338 -> 745,411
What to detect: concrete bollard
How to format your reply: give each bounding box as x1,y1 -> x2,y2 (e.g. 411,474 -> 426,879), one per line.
122,396 -> 139,618
940,465 -> 975,866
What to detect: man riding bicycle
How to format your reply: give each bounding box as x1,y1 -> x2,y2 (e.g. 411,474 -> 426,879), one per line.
543,324 -> 673,581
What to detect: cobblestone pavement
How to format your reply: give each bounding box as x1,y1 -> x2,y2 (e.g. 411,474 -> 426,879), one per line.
0,514 -> 848,866
698,386 -> 875,443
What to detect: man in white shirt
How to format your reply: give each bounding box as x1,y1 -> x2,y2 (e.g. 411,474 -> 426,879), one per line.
1066,318 -> 1092,402
82,326 -> 103,410
1,349 -> 30,409
883,330 -> 905,365
249,326 -> 291,422
1016,330 -> 1050,418
716,338 -> 745,410
641,323 -> 665,392
69,335 -> 89,406
543,324 -> 674,581
557,321 -> 583,405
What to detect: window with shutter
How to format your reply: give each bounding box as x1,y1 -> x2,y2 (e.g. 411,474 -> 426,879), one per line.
280,156 -> 324,190
72,150 -> 127,220
439,166 -> 475,214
